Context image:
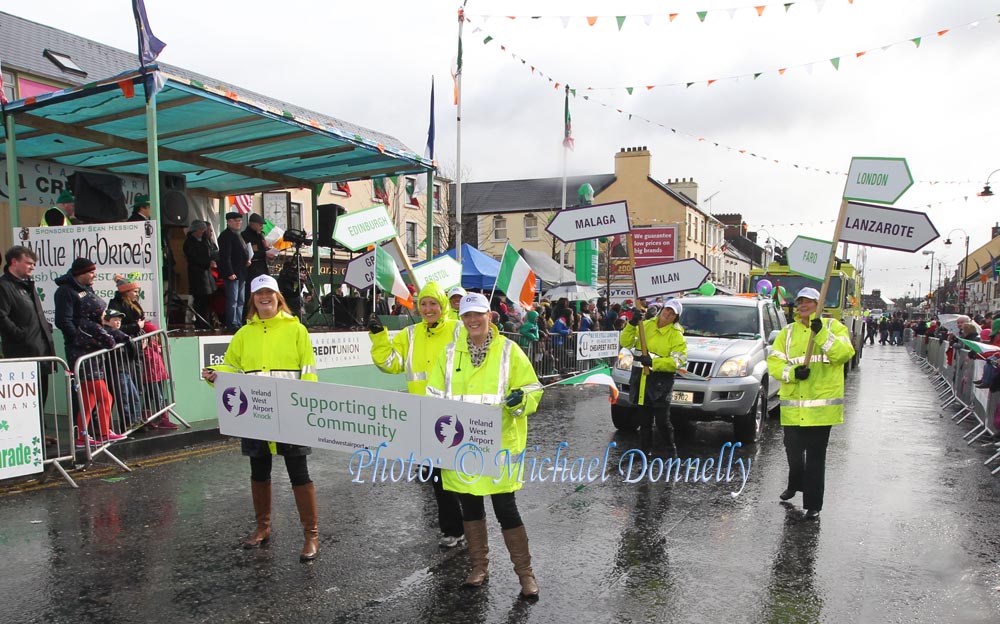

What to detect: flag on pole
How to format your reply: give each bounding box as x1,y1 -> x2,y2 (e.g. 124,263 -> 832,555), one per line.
495,242 -> 536,310
451,10 -> 464,106
959,338 -> 1000,357
376,246 -> 413,309
976,259 -> 986,283
373,178 -> 391,205
554,364 -> 618,403
562,88 -> 575,150
131,0 -> 166,102
262,219 -> 291,250
229,195 -> 253,214
414,78 -> 436,200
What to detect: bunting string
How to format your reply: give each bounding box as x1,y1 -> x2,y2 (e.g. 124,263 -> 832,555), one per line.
751,195 -> 980,229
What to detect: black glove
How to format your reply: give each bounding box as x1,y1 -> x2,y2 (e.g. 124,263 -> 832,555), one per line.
629,312 -> 641,326
794,365 -> 811,380
367,313 -> 385,334
635,354 -> 653,367
505,389 -> 525,408
810,318 -> 823,334
644,307 -> 658,321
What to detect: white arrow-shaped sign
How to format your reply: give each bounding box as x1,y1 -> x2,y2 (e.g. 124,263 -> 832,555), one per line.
787,236 -> 834,282
344,249 -> 377,290
545,200 -> 631,243
633,258 -> 710,299
332,205 -> 398,251
843,157 -> 913,205
840,201 -> 939,252
412,255 -> 463,291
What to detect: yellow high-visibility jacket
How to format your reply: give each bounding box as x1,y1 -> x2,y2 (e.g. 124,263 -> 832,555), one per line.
370,281 -> 463,396
426,326 -> 543,496
766,314 -> 855,427
620,318 -> 687,406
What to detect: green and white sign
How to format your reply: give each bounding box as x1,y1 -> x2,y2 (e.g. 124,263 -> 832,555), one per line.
214,373 -> 505,477
843,157 -> 913,205
413,255 -> 463,291
787,235 -> 834,281
332,205 -> 398,251
0,361 -> 44,480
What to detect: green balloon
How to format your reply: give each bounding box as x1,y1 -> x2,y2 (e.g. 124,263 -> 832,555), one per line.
698,281 -> 717,296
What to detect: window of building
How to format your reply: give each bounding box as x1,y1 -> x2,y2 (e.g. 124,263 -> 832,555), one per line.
686,214 -> 692,240
524,213 -> 539,240
404,176 -> 420,208
493,215 -> 507,241
1,68 -> 14,103
433,226 -> 444,254
433,183 -> 442,212
43,50 -> 87,77
406,222 -> 418,257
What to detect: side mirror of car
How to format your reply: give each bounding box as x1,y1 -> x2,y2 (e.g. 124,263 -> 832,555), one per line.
767,330 -> 780,345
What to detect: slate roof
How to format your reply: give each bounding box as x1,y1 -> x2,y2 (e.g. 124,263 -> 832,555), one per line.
453,174 -> 618,215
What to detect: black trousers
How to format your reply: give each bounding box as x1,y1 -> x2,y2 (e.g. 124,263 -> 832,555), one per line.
458,492 -> 523,531
250,454 -> 311,486
783,425 -> 832,511
423,466 -> 464,538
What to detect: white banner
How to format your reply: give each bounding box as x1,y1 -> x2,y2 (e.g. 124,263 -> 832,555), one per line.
576,331 -> 621,360
0,156 -> 149,208
215,373 -> 505,477
12,221 -> 163,326
0,361 -> 44,480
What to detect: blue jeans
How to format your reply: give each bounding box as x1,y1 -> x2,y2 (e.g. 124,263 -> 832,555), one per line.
892,330 -> 902,345
224,277 -> 245,329
112,372 -> 141,426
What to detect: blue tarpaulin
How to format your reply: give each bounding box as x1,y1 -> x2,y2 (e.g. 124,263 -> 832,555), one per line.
439,244 -> 500,290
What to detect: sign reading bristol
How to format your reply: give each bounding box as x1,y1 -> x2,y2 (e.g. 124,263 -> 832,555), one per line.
840,201 -> 939,252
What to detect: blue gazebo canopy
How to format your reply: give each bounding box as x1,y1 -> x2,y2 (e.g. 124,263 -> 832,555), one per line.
440,244 -> 500,290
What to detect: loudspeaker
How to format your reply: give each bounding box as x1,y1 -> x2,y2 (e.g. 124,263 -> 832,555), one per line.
160,173 -> 190,227
316,203 -> 348,249
68,171 -> 127,222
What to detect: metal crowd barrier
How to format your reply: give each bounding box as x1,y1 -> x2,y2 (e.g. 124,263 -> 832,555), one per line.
0,356 -> 78,488
500,331 -> 616,381
72,327 -> 189,471
910,335 -> 1000,476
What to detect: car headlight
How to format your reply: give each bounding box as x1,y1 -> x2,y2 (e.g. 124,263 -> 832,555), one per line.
616,348 -> 633,371
716,356 -> 750,377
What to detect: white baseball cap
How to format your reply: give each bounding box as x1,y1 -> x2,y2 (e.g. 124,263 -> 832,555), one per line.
250,274 -> 280,293
795,287 -> 821,302
448,286 -> 467,299
664,299 -> 683,316
459,293 -> 490,315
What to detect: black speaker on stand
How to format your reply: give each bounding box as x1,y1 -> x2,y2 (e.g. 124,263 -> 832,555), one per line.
306,204 -> 349,328
160,173 -> 190,227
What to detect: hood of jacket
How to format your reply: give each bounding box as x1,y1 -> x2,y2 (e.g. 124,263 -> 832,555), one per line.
524,310 -> 539,324
54,271 -> 88,292
418,281 -> 450,323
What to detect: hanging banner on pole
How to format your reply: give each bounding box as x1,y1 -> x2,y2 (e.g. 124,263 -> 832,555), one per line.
841,201 -> 939,252
843,157 -> 913,205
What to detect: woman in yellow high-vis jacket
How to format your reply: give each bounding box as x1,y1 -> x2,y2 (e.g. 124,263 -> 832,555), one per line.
619,299 -> 687,456
368,281 -> 466,548
201,275 -> 321,562
426,293 -> 543,600
766,287 -> 855,520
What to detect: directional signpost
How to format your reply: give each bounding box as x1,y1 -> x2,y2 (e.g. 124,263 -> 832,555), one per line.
545,200 -> 631,243
841,201 -> 938,252
344,249 -> 376,290
412,255 -> 463,291
844,157 -> 914,205
332,205 -> 398,251
633,258 -> 710,299
787,236 -> 834,281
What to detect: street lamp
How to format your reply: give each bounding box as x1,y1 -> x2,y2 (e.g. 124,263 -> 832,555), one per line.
922,250 -> 935,310
978,168 -> 1000,201
944,229 -> 970,313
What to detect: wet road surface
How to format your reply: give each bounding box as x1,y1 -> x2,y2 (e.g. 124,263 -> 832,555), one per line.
1,344 -> 999,623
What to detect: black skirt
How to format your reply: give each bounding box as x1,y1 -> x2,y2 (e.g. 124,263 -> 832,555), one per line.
628,368 -> 675,408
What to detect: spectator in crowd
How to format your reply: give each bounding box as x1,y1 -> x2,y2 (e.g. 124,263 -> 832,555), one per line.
890,316 -> 905,346
102,309 -> 141,429
126,194 -> 151,222
602,303 -> 620,331
277,262 -> 310,318
578,304 -> 594,331
108,275 -> 179,430
183,220 -> 216,329
878,317 -> 889,345
242,214 -> 271,318
202,275 -> 321,562
865,316 -> 877,345
447,287 -> 466,321
0,246 -> 57,445
41,189 -> 78,226
374,291 -> 390,317
54,258 -> 97,360
217,212 -> 250,330
426,292 -> 543,599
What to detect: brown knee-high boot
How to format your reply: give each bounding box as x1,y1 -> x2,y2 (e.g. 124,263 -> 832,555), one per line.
292,482 -> 319,562
242,480 -> 271,548
502,526 -> 539,599
462,519 -> 489,587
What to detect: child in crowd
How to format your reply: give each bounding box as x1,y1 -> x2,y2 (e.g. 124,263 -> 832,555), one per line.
103,309 -> 142,430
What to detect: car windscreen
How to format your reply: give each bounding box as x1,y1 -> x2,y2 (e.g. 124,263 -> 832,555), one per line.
749,274 -> 842,309
679,304 -> 760,338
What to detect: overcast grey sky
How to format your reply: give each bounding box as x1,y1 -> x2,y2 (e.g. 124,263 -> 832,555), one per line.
6,0 -> 999,297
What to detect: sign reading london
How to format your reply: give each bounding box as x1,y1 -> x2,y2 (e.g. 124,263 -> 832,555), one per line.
843,157 -> 913,205
840,201 -> 939,253
633,258 -> 710,298
332,205 -> 398,251
787,236 -> 834,282
546,201 -> 631,243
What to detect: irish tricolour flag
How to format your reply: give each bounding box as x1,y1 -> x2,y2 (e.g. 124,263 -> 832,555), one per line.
376,245 -> 413,309
555,364 -> 619,404
959,338 -> 1000,356
495,242 -> 536,310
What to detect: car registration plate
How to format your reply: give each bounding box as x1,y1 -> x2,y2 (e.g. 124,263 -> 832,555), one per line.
671,391 -> 693,403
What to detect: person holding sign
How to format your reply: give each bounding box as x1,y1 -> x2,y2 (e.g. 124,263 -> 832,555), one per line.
426,293 -> 544,599
766,287 -> 855,520
619,300 -> 687,456
201,275 -> 321,561
368,281 -> 466,549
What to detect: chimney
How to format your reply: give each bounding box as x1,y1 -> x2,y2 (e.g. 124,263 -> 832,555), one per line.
614,146 -> 652,181
666,177 -> 699,204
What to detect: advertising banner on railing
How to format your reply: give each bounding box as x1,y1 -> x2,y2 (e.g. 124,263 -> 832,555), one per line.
214,373 -> 504,477
576,331 -> 621,360
0,361 -> 43,480
11,221 -> 163,326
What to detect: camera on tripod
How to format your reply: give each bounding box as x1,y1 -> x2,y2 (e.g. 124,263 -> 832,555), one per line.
284,228 -> 313,247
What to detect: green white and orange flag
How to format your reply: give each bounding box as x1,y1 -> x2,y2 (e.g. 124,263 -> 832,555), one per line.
553,364 -> 618,404
495,242 -> 536,310
375,245 -> 413,309
959,338 -> 1000,356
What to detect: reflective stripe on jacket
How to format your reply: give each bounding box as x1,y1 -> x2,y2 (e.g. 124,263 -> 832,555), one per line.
426,326 -> 543,495
619,319 -> 688,373
766,315 -> 855,427
370,320 -> 463,395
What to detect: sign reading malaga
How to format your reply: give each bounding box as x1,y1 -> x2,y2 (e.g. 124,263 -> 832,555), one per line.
546,200 -> 631,243
214,373 -> 505,478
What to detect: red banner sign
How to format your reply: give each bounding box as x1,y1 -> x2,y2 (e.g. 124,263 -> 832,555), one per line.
610,226 -> 677,275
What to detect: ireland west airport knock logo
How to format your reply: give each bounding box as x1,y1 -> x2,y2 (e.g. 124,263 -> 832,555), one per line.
434,415 -> 464,448
222,387 -> 249,417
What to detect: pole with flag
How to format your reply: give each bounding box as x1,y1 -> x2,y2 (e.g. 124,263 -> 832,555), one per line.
453,4 -> 466,264
558,85 -> 572,281
424,77 -> 436,261
492,241 -> 536,311
546,364 -> 619,404
376,246 -> 414,310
